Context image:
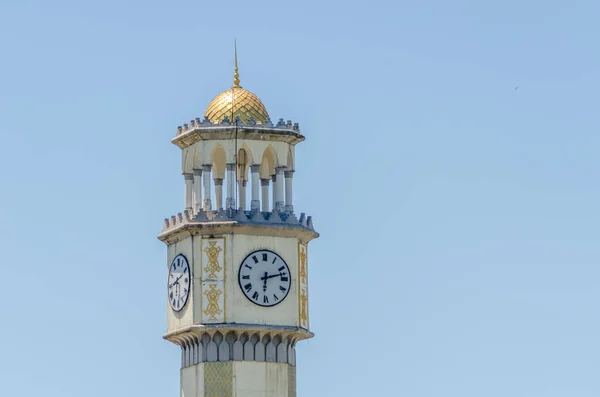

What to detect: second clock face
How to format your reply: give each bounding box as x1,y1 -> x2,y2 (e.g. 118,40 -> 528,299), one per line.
168,254 -> 190,312
238,250 -> 291,307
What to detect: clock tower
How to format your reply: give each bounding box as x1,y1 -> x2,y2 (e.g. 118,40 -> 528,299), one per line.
158,48 -> 318,397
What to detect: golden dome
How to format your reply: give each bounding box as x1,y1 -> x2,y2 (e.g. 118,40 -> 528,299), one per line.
204,86 -> 269,124
204,41 -> 270,124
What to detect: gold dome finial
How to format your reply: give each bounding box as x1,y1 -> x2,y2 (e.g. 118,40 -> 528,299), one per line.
233,39 -> 240,88
203,41 -> 270,124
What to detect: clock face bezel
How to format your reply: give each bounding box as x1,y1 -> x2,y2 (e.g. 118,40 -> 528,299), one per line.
167,253 -> 191,312
238,249 -> 291,308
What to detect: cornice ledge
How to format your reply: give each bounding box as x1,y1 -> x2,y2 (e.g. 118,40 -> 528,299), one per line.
176,117 -> 301,135
163,323 -> 313,344
158,210 -> 319,244
172,123 -> 305,149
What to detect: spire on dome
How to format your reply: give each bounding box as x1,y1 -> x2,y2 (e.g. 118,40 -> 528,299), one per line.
202,41 -> 270,124
233,39 -> 240,88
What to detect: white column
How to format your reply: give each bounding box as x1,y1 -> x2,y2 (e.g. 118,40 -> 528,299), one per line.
193,168 -> 202,212
271,174 -> 277,211
214,178 -> 224,210
238,180 -> 247,210
275,166 -> 285,211
184,173 -> 193,211
284,170 -> 294,213
261,178 -> 270,212
202,164 -> 212,211
226,163 -> 235,210
250,165 -> 260,211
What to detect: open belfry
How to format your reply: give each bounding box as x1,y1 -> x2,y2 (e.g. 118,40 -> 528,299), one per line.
158,44 -> 319,397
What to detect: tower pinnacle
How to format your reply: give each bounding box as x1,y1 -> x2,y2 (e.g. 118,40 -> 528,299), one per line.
233,39 -> 240,88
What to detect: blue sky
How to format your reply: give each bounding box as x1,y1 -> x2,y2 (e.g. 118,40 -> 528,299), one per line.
1,0 -> 599,396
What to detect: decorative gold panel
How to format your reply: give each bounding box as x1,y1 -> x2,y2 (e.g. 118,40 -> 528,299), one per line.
204,362 -> 233,397
201,238 -> 226,323
297,242 -> 309,329
203,284 -> 223,321
204,241 -> 223,279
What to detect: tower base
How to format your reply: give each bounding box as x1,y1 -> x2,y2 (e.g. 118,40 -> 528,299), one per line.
182,361 -> 296,397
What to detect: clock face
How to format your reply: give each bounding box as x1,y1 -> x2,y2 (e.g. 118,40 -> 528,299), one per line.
238,250 -> 291,307
168,254 -> 191,312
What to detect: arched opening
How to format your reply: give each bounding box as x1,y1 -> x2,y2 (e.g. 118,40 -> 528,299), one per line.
259,146 -> 278,211
211,146 -> 226,210
237,148 -> 250,210
286,147 -> 294,171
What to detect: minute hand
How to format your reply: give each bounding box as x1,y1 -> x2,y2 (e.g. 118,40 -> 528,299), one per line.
169,274 -> 183,288
260,273 -> 285,281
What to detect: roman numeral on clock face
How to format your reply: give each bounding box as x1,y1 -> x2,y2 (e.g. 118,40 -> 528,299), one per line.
252,291 -> 259,301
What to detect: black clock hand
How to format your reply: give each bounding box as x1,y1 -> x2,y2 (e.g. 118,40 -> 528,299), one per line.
169,274 -> 183,288
262,272 -> 268,291
261,273 -> 285,280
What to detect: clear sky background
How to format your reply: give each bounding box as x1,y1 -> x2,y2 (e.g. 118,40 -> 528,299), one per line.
1,1 -> 599,396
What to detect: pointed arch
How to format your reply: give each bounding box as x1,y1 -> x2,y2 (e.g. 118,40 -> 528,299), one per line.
286,146 -> 295,171
259,145 -> 278,179
192,147 -> 201,169
237,144 -> 254,181
182,148 -> 194,174
211,145 -> 226,179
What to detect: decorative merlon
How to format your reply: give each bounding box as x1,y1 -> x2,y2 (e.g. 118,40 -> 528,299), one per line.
176,116 -> 301,136
160,209 -> 316,236
173,119 -> 305,148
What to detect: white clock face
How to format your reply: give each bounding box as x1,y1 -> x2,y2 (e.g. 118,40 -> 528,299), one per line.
238,250 -> 291,307
168,254 -> 191,312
